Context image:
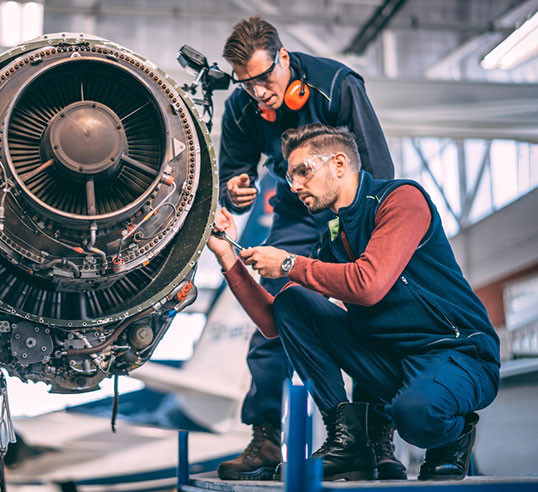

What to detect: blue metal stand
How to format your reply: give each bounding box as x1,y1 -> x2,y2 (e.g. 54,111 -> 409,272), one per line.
177,430 -> 189,490
468,453 -> 475,476
175,381 -> 538,492
282,380 -> 322,492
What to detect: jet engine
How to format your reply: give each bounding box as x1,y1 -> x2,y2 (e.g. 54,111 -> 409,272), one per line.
0,34 -> 217,393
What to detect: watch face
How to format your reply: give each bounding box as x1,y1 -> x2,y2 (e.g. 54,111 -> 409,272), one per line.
281,254 -> 296,273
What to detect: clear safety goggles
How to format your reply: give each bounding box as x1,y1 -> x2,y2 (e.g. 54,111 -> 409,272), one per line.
286,154 -> 336,187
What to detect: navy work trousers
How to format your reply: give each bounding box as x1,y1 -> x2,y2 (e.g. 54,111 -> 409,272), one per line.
273,285 -> 499,449
241,206 -> 332,427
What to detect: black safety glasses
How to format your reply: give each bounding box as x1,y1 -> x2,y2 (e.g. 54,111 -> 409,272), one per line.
231,51 -> 280,89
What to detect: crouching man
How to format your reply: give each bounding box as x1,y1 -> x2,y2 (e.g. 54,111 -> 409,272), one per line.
207,123 -> 500,481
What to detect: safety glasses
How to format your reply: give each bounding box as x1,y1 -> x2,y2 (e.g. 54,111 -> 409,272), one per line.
231,51 -> 280,91
286,154 -> 336,187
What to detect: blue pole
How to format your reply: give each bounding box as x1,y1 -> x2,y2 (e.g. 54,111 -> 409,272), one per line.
468,453 -> 475,476
304,380 -> 314,458
303,380 -> 322,492
283,381 -> 314,492
177,431 -> 189,490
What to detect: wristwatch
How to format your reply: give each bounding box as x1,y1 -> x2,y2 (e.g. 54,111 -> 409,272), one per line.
281,253 -> 297,274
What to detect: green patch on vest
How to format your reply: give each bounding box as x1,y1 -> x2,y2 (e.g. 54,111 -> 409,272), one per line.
328,217 -> 340,241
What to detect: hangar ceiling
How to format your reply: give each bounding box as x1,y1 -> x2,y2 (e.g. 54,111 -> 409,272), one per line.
39,0 -> 538,143
41,0 -> 536,79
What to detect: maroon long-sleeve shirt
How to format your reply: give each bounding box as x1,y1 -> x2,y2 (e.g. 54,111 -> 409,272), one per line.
223,185 -> 431,339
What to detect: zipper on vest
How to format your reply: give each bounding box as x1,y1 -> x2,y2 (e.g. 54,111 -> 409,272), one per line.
328,228 -> 352,263
400,275 -> 460,338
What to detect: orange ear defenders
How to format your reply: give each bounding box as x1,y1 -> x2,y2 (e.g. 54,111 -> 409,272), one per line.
284,77 -> 310,110
258,105 -> 277,122
258,72 -> 310,122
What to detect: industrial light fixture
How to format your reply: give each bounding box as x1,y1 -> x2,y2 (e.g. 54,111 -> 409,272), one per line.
0,1 -> 43,47
481,10 -> 538,70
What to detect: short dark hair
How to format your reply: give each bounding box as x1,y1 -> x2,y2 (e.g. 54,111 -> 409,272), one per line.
282,123 -> 361,170
223,16 -> 283,66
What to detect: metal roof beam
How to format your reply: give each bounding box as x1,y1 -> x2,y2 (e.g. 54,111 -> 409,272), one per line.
344,0 -> 408,54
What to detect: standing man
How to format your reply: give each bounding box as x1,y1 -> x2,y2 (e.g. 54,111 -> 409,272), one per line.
208,123 -> 500,481
218,16 -> 400,480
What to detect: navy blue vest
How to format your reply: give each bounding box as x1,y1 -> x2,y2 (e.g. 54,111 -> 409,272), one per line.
314,171 -> 500,365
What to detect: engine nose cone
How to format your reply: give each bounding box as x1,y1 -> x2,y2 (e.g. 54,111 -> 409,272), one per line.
46,101 -> 126,178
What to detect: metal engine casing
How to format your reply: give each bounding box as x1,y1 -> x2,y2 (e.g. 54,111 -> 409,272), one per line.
0,34 -> 218,393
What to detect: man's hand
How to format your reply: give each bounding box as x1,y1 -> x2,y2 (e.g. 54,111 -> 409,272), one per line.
207,208 -> 238,271
240,246 -> 290,278
227,173 -> 257,208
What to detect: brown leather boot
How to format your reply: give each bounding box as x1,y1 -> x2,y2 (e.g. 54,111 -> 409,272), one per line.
217,424 -> 281,480
369,412 -> 407,480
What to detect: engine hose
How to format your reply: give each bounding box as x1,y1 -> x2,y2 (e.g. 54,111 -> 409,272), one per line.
66,306 -> 153,356
34,258 -> 81,278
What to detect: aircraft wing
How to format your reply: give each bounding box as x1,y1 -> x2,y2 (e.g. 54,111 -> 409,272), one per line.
7,410 -> 249,492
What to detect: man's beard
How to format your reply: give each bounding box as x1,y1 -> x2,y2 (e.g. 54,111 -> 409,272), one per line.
306,178 -> 339,213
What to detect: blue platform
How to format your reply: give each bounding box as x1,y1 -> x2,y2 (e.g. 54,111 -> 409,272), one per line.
176,381 -> 538,492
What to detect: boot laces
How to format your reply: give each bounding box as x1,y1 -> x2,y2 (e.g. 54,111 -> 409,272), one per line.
243,425 -> 275,460
371,422 -> 396,458
312,434 -> 333,458
312,411 -> 337,458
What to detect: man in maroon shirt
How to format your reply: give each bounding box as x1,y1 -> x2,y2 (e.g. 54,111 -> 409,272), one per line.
208,123 -> 500,481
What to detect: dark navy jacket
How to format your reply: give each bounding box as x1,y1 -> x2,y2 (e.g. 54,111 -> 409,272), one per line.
314,171 -> 501,366
219,52 -> 394,218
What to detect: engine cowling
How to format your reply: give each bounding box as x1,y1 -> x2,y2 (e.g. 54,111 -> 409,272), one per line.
0,33 -> 217,392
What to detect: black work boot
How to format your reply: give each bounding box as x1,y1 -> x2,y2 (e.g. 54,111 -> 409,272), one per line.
217,424 -> 281,480
418,412 -> 479,481
322,402 -> 378,481
273,407 -> 337,480
312,407 -> 338,459
369,411 -> 407,480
